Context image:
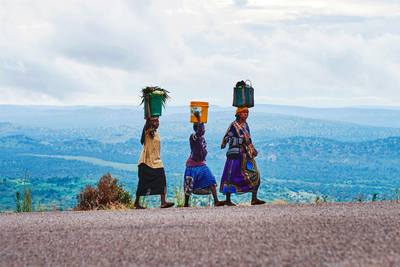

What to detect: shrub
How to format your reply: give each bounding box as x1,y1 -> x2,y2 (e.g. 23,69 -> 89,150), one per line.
15,169 -> 33,213
76,172 -> 133,211
76,184 -> 100,210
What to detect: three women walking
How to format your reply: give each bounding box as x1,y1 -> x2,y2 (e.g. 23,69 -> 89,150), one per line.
135,82 -> 265,208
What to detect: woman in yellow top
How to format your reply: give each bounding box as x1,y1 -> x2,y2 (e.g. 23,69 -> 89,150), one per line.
134,94 -> 174,209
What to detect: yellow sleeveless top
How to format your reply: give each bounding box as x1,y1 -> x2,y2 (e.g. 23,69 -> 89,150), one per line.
138,129 -> 163,169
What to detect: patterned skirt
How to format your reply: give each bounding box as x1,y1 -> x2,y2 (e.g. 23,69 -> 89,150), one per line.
184,165 -> 217,196
220,152 -> 260,194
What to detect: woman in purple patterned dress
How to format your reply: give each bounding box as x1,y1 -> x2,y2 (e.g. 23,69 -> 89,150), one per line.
220,107 -> 266,206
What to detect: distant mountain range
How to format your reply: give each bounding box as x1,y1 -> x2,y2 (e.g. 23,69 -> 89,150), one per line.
1,104 -> 400,128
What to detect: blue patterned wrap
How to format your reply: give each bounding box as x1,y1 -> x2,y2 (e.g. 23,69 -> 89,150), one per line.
184,165 -> 217,195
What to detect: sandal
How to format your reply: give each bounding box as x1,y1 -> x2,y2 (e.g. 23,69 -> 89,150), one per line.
214,200 -> 226,207
161,202 -> 175,208
251,200 -> 266,205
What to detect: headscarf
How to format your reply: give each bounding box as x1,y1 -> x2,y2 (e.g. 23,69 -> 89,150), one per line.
144,116 -> 160,120
235,107 -> 248,115
150,116 -> 159,121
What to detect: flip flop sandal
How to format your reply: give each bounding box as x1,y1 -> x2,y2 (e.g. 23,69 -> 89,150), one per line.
161,202 -> 175,208
251,200 -> 266,205
215,201 -> 226,207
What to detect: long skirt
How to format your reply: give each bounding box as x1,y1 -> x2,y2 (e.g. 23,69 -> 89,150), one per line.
136,163 -> 167,196
184,165 -> 217,196
220,152 -> 260,194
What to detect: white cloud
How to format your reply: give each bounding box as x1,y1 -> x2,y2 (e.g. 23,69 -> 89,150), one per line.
0,0 -> 400,108
352,96 -> 393,104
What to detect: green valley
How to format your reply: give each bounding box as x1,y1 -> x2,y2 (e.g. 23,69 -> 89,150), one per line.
1,105 -> 400,210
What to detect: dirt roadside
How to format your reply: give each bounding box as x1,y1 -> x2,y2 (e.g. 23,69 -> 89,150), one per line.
1,202 -> 399,266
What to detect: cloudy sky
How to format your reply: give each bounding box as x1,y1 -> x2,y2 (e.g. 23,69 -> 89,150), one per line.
1,0 -> 400,108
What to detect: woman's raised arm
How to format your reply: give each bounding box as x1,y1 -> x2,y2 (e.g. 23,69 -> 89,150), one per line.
144,94 -> 151,131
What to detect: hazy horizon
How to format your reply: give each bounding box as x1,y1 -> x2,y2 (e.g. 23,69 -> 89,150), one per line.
1,103 -> 400,111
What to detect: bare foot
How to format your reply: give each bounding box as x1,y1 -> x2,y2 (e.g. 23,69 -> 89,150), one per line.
214,200 -> 226,207
161,202 -> 174,208
251,199 -> 266,205
226,201 -> 236,206
134,203 -> 146,209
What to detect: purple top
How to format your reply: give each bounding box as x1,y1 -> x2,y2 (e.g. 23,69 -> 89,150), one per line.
186,122 -> 207,167
186,157 -> 205,167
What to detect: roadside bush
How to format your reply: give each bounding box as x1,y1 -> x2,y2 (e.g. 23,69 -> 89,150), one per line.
76,172 -> 133,211
15,169 -> 34,213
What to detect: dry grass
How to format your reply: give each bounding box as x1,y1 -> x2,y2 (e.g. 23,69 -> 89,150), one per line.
272,199 -> 288,204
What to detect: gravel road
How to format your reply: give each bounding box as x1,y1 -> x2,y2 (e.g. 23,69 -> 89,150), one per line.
1,202 -> 400,266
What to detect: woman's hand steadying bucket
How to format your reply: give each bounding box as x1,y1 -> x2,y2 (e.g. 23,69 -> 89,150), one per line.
194,111 -> 201,123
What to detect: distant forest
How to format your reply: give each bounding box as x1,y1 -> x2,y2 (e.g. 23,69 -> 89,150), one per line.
1,105 -> 400,210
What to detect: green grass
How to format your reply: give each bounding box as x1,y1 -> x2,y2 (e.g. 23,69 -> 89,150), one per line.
0,176 -> 95,212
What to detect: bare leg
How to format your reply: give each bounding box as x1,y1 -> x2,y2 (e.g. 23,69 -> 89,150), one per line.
210,185 -> 219,202
226,193 -> 236,206
251,191 -> 257,202
160,194 -> 174,208
251,191 -> 266,205
210,185 -> 225,206
184,195 -> 190,207
134,195 -> 145,209
160,194 -> 166,205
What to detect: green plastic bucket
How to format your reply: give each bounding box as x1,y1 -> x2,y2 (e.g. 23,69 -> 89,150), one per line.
144,94 -> 163,117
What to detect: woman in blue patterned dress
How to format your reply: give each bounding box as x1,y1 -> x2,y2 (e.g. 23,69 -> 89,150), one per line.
184,112 -> 225,207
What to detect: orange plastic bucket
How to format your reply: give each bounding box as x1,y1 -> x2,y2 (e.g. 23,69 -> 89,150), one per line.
190,101 -> 209,123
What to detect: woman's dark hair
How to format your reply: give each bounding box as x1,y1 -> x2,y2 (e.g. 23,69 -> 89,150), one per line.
193,124 -> 205,132
235,114 -> 240,121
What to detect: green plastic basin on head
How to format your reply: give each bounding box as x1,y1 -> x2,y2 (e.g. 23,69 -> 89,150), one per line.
144,94 -> 163,117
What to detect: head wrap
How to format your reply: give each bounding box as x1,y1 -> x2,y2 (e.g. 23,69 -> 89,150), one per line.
143,116 -> 160,120
235,107 -> 248,115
